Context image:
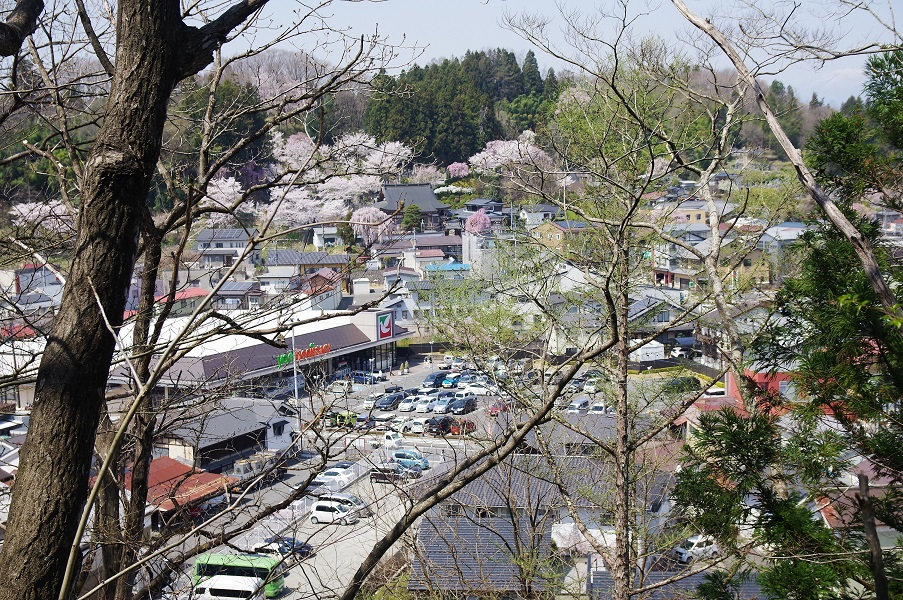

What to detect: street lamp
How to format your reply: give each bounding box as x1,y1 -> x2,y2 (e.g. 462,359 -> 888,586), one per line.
430,339 -> 434,364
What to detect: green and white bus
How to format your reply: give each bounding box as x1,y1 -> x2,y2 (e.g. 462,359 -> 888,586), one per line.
193,554 -> 285,598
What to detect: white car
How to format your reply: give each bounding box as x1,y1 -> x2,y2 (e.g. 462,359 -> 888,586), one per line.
673,535 -> 719,563
404,417 -> 431,434
314,466 -> 355,490
416,397 -> 440,413
397,396 -> 418,412
362,394 -> 381,410
566,398 -> 590,414
463,382 -> 496,396
583,378 -> 605,394
589,403 -> 611,415
390,415 -> 413,431
310,500 -> 359,525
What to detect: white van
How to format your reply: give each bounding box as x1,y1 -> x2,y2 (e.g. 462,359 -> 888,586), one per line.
194,575 -> 264,600
673,535 -> 719,563
310,500 -> 360,525
566,398 -> 590,414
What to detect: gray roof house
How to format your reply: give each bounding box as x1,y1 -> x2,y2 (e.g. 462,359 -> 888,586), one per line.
376,184 -> 450,228
588,569 -> 763,599
196,228 -> 260,268
211,280 -> 263,310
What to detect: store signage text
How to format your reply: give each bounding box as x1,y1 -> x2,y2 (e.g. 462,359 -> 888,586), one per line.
276,343 -> 331,367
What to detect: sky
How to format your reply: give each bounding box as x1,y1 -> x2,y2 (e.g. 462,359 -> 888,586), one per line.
260,0 -> 899,107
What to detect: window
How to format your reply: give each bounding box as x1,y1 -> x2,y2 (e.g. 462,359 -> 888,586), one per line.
556,234 -> 561,240
215,243 -> 223,248
655,310 -> 670,322
743,258 -> 752,267
272,422 -> 285,436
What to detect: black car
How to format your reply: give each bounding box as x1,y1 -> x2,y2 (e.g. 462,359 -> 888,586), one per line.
375,392 -> 404,410
450,396 -> 477,415
384,384 -> 403,394
257,535 -> 315,558
370,461 -> 423,484
427,416 -> 454,435
355,415 -> 377,430
421,372 -> 447,388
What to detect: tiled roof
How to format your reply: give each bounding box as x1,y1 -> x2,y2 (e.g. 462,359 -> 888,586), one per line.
409,509 -> 553,593
377,183 -> 449,212
197,228 -> 256,242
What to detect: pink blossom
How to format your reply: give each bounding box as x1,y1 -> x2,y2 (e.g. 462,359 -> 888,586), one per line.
351,206 -> 392,246
465,209 -> 491,234
851,202 -> 874,219
411,164 -> 443,184
468,131 -> 553,174
10,200 -> 75,236
447,162 -> 470,179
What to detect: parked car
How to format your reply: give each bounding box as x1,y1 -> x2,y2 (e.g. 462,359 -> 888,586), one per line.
416,397 -> 440,413
564,377 -> 587,395
589,403 -> 612,415
673,535 -> 719,563
314,465 -> 355,489
369,461 -> 422,484
427,416 -> 454,435
375,392 -> 404,411
390,415 -> 414,432
488,400 -> 512,416
456,374 -> 478,387
421,372 -> 447,388
388,448 -> 429,470
252,535 -> 315,558
450,358 -> 466,370
450,418 -> 476,435
397,395 -> 418,412
462,382 -> 496,396
354,415 -> 377,431
316,491 -> 372,517
566,398 -> 590,414
351,370 -> 378,384
362,393 -> 381,410
441,373 -> 462,388
433,396 -> 454,414
670,346 -> 695,359
450,396 -> 477,415
403,417 -> 431,434
583,377 -> 606,394
309,500 -> 359,525
373,413 -> 395,430
372,369 -> 389,381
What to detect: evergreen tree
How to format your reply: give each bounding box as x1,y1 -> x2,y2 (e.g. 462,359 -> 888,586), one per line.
522,50 -> 543,96
400,203 -> 423,231
543,68 -> 559,99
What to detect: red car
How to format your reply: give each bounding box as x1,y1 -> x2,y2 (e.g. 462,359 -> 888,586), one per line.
450,418 -> 476,435
488,400 -> 511,416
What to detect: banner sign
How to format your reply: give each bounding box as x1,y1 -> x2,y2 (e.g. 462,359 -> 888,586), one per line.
276,343 -> 332,368
377,312 -> 394,341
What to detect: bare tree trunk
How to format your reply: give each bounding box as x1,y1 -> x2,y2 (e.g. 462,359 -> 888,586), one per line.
858,474 -> 889,600
0,3 -> 219,598
612,239 -> 632,600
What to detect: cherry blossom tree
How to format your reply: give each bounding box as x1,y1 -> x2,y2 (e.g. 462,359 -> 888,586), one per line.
447,162 -> 470,179
411,163 -> 444,184
468,130 -> 553,174
465,208 -> 491,234
351,206 -> 392,246
9,200 -> 75,236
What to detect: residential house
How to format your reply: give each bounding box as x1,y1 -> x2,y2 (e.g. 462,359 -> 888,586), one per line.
383,266 -> 420,288
424,261 -> 470,280
532,220 -> 599,255
256,265 -> 297,297
520,204 -> 563,229
375,233 -> 464,263
375,183 -> 450,229
196,228 -> 260,268
311,225 -> 343,249
211,281 -> 262,310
